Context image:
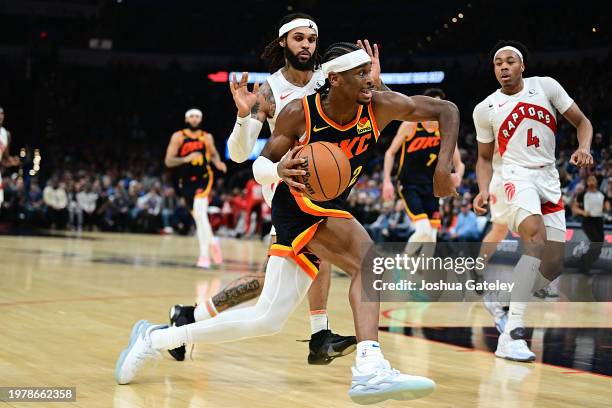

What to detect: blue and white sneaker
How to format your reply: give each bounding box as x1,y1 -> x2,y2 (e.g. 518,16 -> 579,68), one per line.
115,320 -> 168,385
349,360 -> 435,405
483,292 -> 509,333
495,328 -> 536,362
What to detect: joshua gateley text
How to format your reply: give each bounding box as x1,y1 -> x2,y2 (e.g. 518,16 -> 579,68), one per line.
372,279 -> 515,292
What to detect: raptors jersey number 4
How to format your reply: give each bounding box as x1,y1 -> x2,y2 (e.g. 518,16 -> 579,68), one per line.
473,76 -> 574,168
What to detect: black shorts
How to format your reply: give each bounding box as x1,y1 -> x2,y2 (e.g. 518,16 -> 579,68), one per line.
269,182 -> 353,278
397,182 -> 441,226
179,176 -> 213,211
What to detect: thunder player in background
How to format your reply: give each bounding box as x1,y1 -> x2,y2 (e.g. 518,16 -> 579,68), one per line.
473,41 -> 593,361
166,14 -> 386,364
165,108 -> 227,269
0,107 -> 20,209
382,88 -> 464,254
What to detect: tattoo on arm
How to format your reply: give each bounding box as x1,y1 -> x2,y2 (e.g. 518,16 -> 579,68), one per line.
251,81 -> 277,120
211,274 -> 265,311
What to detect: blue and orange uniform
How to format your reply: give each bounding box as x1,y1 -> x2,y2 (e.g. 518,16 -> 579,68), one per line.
175,128 -> 214,210
269,92 -> 380,278
396,121 -> 441,228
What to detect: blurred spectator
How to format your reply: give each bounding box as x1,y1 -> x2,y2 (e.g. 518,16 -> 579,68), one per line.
161,186 -> 178,234
445,201 -> 480,242
77,182 -> 98,231
572,175 -> 609,274
43,178 -> 68,229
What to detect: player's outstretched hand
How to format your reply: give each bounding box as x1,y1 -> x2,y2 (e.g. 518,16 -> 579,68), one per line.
382,181 -> 395,202
229,72 -> 260,118
433,168 -> 458,198
357,39 -> 381,87
473,191 -> 489,215
569,147 -> 593,168
277,147 -> 307,192
215,161 -> 227,173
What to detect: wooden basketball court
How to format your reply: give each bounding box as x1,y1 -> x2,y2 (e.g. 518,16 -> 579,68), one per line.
0,232 -> 609,407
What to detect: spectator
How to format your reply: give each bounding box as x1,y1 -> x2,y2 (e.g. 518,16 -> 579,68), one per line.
134,186 -> 162,233
572,175 -> 608,274
77,182 -> 98,231
446,201 -> 480,242
43,178 -> 68,229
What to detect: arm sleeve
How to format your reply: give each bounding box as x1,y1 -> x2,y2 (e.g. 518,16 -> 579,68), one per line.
227,116 -> 264,163
473,101 -> 495,143
540,76 -> 574,114
252,155 -> 281,185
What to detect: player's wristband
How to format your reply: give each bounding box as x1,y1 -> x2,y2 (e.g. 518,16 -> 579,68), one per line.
253,156 -> 281,185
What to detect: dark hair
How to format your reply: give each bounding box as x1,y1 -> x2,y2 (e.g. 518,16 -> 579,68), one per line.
423,88 -> 445,99
489,40 -> 529,64
261,13 -> 320,73
315,42 -> 361,94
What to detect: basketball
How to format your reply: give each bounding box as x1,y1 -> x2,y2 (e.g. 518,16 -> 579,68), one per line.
293,142 -> 351,201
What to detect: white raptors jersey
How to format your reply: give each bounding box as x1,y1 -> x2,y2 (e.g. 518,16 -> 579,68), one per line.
473,76 -> 574,168
261,69 -> 324,211
0,127 -> 7,202
266,68 -> 325,132
0,127 -> 7,160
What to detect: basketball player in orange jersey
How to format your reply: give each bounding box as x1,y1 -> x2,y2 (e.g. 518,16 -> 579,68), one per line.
164,109 -> 227,269
382,88 -> 464,256
116,43 -> 459,404
168,14 -> 384,364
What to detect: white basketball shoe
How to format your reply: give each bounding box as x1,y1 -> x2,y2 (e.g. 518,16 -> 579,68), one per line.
495,328 -> 536,362
115,320 -> 168,384
349,359 -> 435,405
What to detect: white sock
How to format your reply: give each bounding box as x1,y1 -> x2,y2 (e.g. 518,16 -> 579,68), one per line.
505,255 -> 541,333
506,302 -> 527,333
355,341 -> 384,372
150,325 -> 188,350
309,310 -> 329,334
194,298 -> 218,321
193,197 -> 213,258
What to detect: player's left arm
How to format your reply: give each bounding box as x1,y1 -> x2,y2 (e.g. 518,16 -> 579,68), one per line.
542,76 -> 593,168
373,92 -> 459,198
1,132 -> 20,167
451,145 -> 465,187
563,104 -> 593,168
204,133 -> 227,173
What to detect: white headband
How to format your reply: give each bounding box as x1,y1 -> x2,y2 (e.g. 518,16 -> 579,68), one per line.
322,49 -> 371,76
185,108 -> 202,118
493,46 -> 523,62
279,18 -> 318,37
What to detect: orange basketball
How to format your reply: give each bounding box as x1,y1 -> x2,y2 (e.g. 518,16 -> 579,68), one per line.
293,141 -> 352,202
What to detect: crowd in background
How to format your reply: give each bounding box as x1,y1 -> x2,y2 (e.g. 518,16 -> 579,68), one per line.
1,129 -> 610,242
1,0 -> 611,241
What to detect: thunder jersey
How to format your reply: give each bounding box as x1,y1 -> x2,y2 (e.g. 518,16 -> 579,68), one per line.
473,76 -> 574,168
396,122 -> 440,185
175,129 -> 212,187
299,92 -> 380,202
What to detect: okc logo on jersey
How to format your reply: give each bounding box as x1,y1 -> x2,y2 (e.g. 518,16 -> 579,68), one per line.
356,117 -> 372,134
504,182 -> 516,201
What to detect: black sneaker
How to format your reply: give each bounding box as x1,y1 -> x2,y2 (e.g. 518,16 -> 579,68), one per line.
307,329 -> 357,365
168,304 -> 195,361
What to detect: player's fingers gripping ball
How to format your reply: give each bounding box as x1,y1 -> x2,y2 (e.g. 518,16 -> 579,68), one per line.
292,142 -> 352,201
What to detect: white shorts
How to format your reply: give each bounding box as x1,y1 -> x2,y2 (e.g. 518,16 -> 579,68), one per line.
501,164 -> 565,233
262,182 -> 278,236
489,170 -> 510,225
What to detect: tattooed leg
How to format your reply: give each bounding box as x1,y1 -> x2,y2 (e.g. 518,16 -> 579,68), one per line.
194,257 -> 267,320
